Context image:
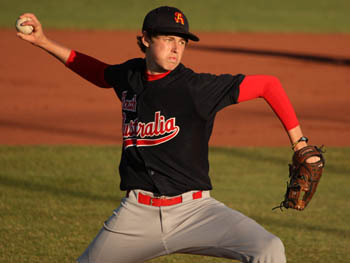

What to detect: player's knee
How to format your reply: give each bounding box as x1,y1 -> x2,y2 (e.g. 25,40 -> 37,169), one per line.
256,235 -> 286,263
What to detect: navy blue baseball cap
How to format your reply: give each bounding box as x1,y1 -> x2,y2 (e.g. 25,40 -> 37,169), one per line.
142,6 -> 199,42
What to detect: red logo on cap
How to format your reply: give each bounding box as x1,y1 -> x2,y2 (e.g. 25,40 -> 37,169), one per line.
174,12 -> 184,25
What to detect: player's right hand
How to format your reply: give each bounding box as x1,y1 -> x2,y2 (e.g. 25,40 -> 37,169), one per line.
16,13 -> 48,47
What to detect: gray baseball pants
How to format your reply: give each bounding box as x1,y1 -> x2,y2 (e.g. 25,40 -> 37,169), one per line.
77,190 -> 286,263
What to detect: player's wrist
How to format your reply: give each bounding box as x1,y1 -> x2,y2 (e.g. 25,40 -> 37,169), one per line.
293,141 -> 307,151
292,136 -> 308,151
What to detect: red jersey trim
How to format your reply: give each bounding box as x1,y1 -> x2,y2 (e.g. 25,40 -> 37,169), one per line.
145,70 -> 171,81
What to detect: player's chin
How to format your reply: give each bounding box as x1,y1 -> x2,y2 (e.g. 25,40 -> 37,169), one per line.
164,61 -> 180,71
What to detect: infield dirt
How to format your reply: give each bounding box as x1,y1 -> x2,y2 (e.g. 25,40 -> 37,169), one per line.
1,30 -> 349,146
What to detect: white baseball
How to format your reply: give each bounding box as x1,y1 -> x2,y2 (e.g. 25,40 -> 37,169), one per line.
16,17 -> 34,35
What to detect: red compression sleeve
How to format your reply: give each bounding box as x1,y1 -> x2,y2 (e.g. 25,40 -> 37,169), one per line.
65,50 -> 111,88
238,75 -> 299,131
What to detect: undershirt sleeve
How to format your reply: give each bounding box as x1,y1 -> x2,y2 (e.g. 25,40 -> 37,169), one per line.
238,75 -> 299,131
65,50 -> 111,88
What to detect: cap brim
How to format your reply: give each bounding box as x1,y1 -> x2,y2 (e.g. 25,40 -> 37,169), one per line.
172,32 -> 199,42
150,27 -> 200,42
186,33 -> 200,42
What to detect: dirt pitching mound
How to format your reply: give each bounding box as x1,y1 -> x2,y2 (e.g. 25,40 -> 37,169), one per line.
1,30 -> 349,146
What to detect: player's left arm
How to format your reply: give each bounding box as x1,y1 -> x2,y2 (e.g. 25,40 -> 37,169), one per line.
237,75 -> 308,151
240,75 -> 323,208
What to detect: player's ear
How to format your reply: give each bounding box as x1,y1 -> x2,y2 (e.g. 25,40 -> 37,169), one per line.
141,31 -> 151,48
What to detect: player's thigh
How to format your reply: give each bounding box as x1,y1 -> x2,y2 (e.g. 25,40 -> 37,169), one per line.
77,226 -> 166,263
77,198 -> 166,263
165,198 -> 285,262
215,211 -> 285,262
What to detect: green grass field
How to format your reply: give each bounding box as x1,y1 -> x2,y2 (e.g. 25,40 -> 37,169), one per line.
0,146 -> 349,263
1,0 -> 350,32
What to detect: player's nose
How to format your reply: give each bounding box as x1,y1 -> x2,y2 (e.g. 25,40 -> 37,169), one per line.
171,42 -> 178,53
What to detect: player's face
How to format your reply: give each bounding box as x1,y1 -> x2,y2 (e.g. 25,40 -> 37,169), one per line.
143,34 -> 187,74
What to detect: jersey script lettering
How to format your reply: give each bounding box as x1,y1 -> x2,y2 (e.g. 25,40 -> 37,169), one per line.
123,111 -> 180,148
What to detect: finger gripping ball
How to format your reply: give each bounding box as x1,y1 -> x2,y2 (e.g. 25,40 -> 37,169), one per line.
16,17 -> 33,35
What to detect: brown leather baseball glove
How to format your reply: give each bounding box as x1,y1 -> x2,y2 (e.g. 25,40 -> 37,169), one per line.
274,145 -> 325,211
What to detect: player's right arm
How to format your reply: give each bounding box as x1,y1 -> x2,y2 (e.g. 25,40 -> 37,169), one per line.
16,13 -> 71,64
16,13 -> 111,88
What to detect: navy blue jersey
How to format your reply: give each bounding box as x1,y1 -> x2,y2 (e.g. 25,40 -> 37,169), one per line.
105,58 -> 244,196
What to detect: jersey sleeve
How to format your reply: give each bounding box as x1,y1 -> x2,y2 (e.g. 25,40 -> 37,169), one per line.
104,58 -> 146,100
190,73 -> 245,119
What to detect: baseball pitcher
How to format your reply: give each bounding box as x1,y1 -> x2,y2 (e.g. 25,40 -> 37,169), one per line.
16,6 -> 324,263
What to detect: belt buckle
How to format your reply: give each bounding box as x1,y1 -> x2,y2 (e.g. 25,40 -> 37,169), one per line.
150,197 -> 160,205
151,195 -> 166,206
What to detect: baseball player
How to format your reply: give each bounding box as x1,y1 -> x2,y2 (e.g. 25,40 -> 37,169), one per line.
17,6 -> 316,263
